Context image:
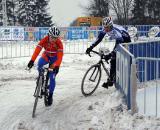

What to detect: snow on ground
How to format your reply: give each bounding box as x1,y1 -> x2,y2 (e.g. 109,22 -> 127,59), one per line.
0,53 -> 160,130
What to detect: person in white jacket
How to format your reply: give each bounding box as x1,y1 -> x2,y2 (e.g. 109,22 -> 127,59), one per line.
86,16 -> 131,88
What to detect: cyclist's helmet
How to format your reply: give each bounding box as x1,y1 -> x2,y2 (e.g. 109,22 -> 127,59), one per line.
48,26 -> 60,38
102,16 -> 113,29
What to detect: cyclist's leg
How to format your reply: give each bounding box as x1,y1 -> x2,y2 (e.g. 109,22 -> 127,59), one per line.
48,56 -> 57,94
109,51 -> 116,81
109,58 -> 116,82
37,54 -> 49,73
102,52 -> 116,88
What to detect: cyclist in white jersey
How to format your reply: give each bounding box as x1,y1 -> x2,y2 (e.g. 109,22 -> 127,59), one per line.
86,16 -> 131,88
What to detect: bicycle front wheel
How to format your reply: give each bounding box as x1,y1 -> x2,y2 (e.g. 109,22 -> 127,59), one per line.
81,64 -> 101,96
32,75 -> 43,118
44,72 -> 49,107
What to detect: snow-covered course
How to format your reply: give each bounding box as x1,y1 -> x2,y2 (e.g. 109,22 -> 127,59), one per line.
0,53 -> 160,130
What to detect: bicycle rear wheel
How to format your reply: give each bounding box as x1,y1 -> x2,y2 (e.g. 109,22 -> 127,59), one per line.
32,75 -> 43,118
81,64 -> 101,96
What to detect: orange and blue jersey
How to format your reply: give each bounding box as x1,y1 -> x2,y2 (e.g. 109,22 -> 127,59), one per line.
31,35 -> 63,67
31,35 -> 64,95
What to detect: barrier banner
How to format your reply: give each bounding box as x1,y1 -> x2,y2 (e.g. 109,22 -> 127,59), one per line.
12,27 -> 24,40
39,27 -> 49,40
25,27 -> 39,41
87,26 -> 99,40
0,27 -> 12,40
67,27 -> 88,40
60,27 -> 68,40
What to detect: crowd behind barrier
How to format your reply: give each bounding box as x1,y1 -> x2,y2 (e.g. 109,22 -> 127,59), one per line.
0,25 -> 160,41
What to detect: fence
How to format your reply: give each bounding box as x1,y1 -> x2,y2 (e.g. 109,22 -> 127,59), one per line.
0,25 -> 160,59
0,39 -> 113,59
0,41 -> 36,59
136,57 -> 160,117
0,25 -> 160,41
116,44 -> 137,114
125,40 -> 160,82
125,25 -> 160,37
120,40 -> 160,117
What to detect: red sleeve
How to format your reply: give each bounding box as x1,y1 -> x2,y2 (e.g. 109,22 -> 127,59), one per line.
52,38 -> 64,67
31,36 -> 48,61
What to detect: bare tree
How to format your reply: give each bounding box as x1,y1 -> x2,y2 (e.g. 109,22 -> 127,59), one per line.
81,0 -> 109,17
109,0 -> 134,25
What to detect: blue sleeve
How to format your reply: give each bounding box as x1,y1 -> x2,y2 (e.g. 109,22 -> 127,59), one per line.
113,37 -> 124,50
91,31 -> 106,48
116,37 -> 124,44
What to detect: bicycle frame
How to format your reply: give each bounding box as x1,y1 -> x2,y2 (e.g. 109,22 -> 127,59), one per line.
81,50 -> 113,96
33,68 -> 48,98
92,50 -> 110,77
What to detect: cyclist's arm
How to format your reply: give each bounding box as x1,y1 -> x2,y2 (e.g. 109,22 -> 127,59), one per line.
90,31 -> 106,49
31,36 -> 46,61
112,29 -> 124,50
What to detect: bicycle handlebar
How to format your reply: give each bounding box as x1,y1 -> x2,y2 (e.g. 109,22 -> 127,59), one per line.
40,67 -> 54,72
90,50 -> 109,64
25,66 -> 54,72
91,50 -> 104,58
91,50 -> 100,55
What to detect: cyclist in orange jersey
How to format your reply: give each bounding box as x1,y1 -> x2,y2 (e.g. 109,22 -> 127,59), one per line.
27,26 -> 63,106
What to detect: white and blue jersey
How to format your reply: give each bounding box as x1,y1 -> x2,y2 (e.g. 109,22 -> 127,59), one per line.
91,24 -> 131,50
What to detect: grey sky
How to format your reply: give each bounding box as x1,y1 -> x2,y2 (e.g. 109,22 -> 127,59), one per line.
49,0 -> 89,27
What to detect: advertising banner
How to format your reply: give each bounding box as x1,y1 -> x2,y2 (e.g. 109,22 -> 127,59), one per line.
0,27 -> 12,40
67,27 -> 88,40
87,26 -> 99,40
12,27 -> 24,40
25,27 -> 39,41
60,27 -> 68,40
39,27 -> 49,40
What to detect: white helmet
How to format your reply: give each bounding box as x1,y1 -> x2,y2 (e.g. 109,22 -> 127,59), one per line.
48,26 -> 60,38
102,17 -> 113,27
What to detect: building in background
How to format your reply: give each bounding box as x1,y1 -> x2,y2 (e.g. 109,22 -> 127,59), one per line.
72,16 -> 102,27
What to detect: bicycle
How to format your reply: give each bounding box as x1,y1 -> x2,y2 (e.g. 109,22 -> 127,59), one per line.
32,67 -> 50,118
81,49 -> 115,96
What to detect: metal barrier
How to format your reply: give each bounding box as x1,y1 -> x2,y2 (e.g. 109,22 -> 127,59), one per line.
116,44 -> 138,114
121,40 -> 160,117
0,40 -> 113,59
136,57 -> 160,117
123,40 -> 160,82
0,41 -> 36,59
